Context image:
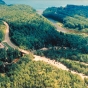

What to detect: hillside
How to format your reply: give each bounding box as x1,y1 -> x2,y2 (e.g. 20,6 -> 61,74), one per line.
0,19 -> 87,88
0,54 -> 87,88
0,21 -> 5,42
0,4 -> 58,50
43,5 -> 88,31
0,4 -> 88,87
1,4 -> 88,62
1,4 -> 88,52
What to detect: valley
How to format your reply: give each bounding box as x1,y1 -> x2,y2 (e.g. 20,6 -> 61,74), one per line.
3,17 -> 88,80
0,1 -> 88,88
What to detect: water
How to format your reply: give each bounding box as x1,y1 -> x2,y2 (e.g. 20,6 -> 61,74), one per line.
4,0 -> 88,10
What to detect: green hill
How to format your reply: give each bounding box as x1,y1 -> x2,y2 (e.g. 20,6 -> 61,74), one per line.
0,4 -> 88,88
43,5 -> 88,31
1,5 -> 88,56
0,4 -> 58,50
0,54 -> 87,88
0,21 -> 5,42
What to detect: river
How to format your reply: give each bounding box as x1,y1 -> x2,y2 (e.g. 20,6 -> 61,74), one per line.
4,0 -> 88,11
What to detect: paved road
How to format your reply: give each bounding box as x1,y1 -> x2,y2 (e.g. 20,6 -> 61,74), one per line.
3,21 -> 18,48
3,21 -> 88,80
3,21 -> 29,54
37,10 -> 88,35
37,10 -> 71,33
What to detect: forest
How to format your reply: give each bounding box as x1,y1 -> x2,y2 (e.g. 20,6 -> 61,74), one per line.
43,5 -> 88,31
0,21 -> 5,42
0,53 -> 87,88
0,3 -> 88,87
0,4 -> 57,50
0,47 -> 21,72
0,4 -> 88,53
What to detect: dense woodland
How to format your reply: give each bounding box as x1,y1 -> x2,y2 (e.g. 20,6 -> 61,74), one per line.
0,54 -> 87,88
0,4 -> 57,49
0,21 -> 5,42
35,46 -> 88,63
0,4 -> 88,53
0,3 -> 88,87
0,47 -> 21,72
43,5 -> 88,31
60,59 -> 88,75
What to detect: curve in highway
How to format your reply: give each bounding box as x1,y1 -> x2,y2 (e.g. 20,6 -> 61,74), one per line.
3,21 -> 29,54
3,21 -> 88,80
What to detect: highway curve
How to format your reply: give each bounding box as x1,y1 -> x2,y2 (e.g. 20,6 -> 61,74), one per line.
2,21 -> 88,80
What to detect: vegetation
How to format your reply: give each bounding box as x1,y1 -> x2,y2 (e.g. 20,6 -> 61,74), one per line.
0,4 -> 59,49
43,5 -> 88,31
0,47 -> 21,62
84,78 -> 88,85
0,47 -> 21,72
2,42 -> 12,48
0,3 -> 88,87
34,31 -> 88,61
64,15 -> 88,30
60,59 -> 88,75
0,21 -> 5,42
1,4 -> 88,52
34,46 -> 88,63
0,54 -> 87,88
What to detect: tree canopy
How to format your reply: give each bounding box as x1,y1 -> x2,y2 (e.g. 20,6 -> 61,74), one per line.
43,5 -> 88,30
0,4 -> 88,88
0,4 -> 58,49
0,21 -> 5,42
0,54 -> 87,88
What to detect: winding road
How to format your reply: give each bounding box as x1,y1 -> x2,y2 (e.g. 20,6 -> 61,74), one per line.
38,10 -> 88,36
3,21 -> 29,54
2,21 -> 88,80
